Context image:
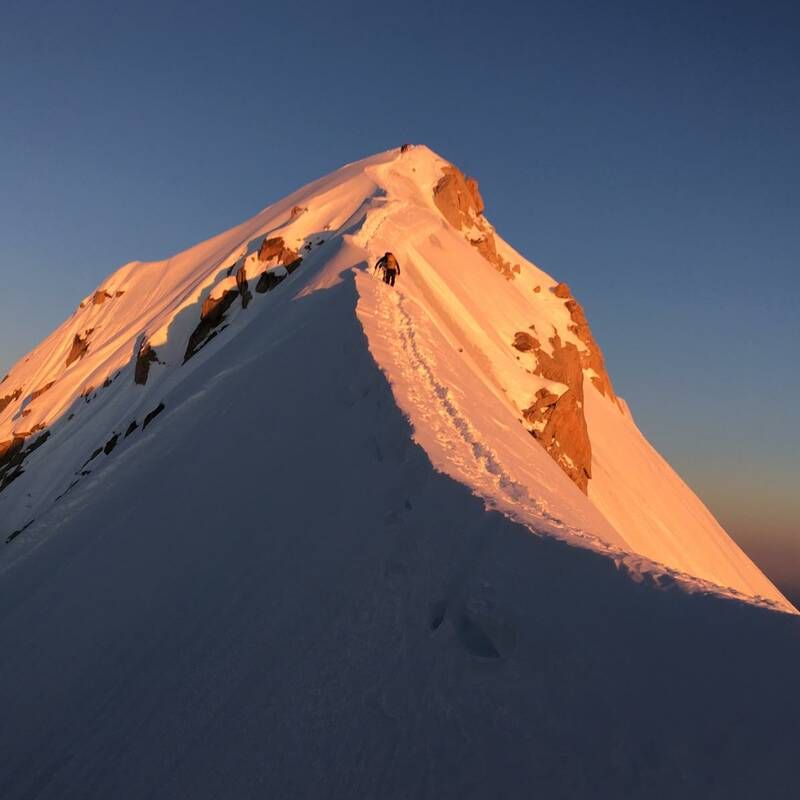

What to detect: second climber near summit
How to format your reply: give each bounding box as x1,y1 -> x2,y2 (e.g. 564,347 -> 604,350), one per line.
374,251 -> 401,286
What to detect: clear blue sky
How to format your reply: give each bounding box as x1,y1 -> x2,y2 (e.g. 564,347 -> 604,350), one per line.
1,0 -> 797,603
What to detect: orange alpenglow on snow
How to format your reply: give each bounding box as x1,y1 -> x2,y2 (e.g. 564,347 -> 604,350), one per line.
0,145 -> 793,613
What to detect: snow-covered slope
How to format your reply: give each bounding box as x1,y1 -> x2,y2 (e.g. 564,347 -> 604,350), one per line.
0,144 -> 790,612
1,145 -> 799,798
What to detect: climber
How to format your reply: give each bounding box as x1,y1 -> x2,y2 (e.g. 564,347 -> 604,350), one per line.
374,252 -> 401,286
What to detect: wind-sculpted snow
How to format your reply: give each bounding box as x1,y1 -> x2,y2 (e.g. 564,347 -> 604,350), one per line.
0,145 -> 792,614
353,149 -> 792,611
0,267 -> 798,799
0,145 -> 798,797
357,274 -> 789,612
364,277 -> 598,536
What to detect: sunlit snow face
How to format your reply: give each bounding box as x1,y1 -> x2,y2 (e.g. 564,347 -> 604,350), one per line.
0,144 -> 793,614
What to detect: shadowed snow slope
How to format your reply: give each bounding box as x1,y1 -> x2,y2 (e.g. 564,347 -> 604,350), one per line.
0,146 -> 798,798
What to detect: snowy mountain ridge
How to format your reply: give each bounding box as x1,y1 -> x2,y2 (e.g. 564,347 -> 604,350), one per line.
2,145 -> 800,800
0,145 -> 792,613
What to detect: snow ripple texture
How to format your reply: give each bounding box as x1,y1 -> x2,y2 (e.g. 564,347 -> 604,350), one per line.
360,272 -> 788,614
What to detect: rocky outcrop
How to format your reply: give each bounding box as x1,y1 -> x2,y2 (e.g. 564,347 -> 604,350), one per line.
0,387 -> 22,414
92,290 -> 113,305
79,427 -> 125,472
470,234 -> 519,280
29,381 -> 55,402
553,283 -> 571,299
254,236 -> 302,293
255,270 -> 287,294
0,430 -> 50,494
512,332 -> 538,352
135,343 -> 159,385
433,165 -> 520,280
5,518 -> 33,544
515,285 -> 616,491
17,422 -> 46,437
66,330 -> 93,367
516,329 -> 593,493
79,290 -> 113,308
103,433 -> 119,455
0,437 -> 25,473
258,236 -> 300,267
183,291 -> 239,362
82,446 -> 103,468
290,205 -> 307,218
433,165 -> 485,228
143,402 -> 165,430
552,283 -> 616,400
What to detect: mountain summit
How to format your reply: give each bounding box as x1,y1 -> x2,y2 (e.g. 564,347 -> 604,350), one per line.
0,144 -> 790,611
1,146 -> 798,798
